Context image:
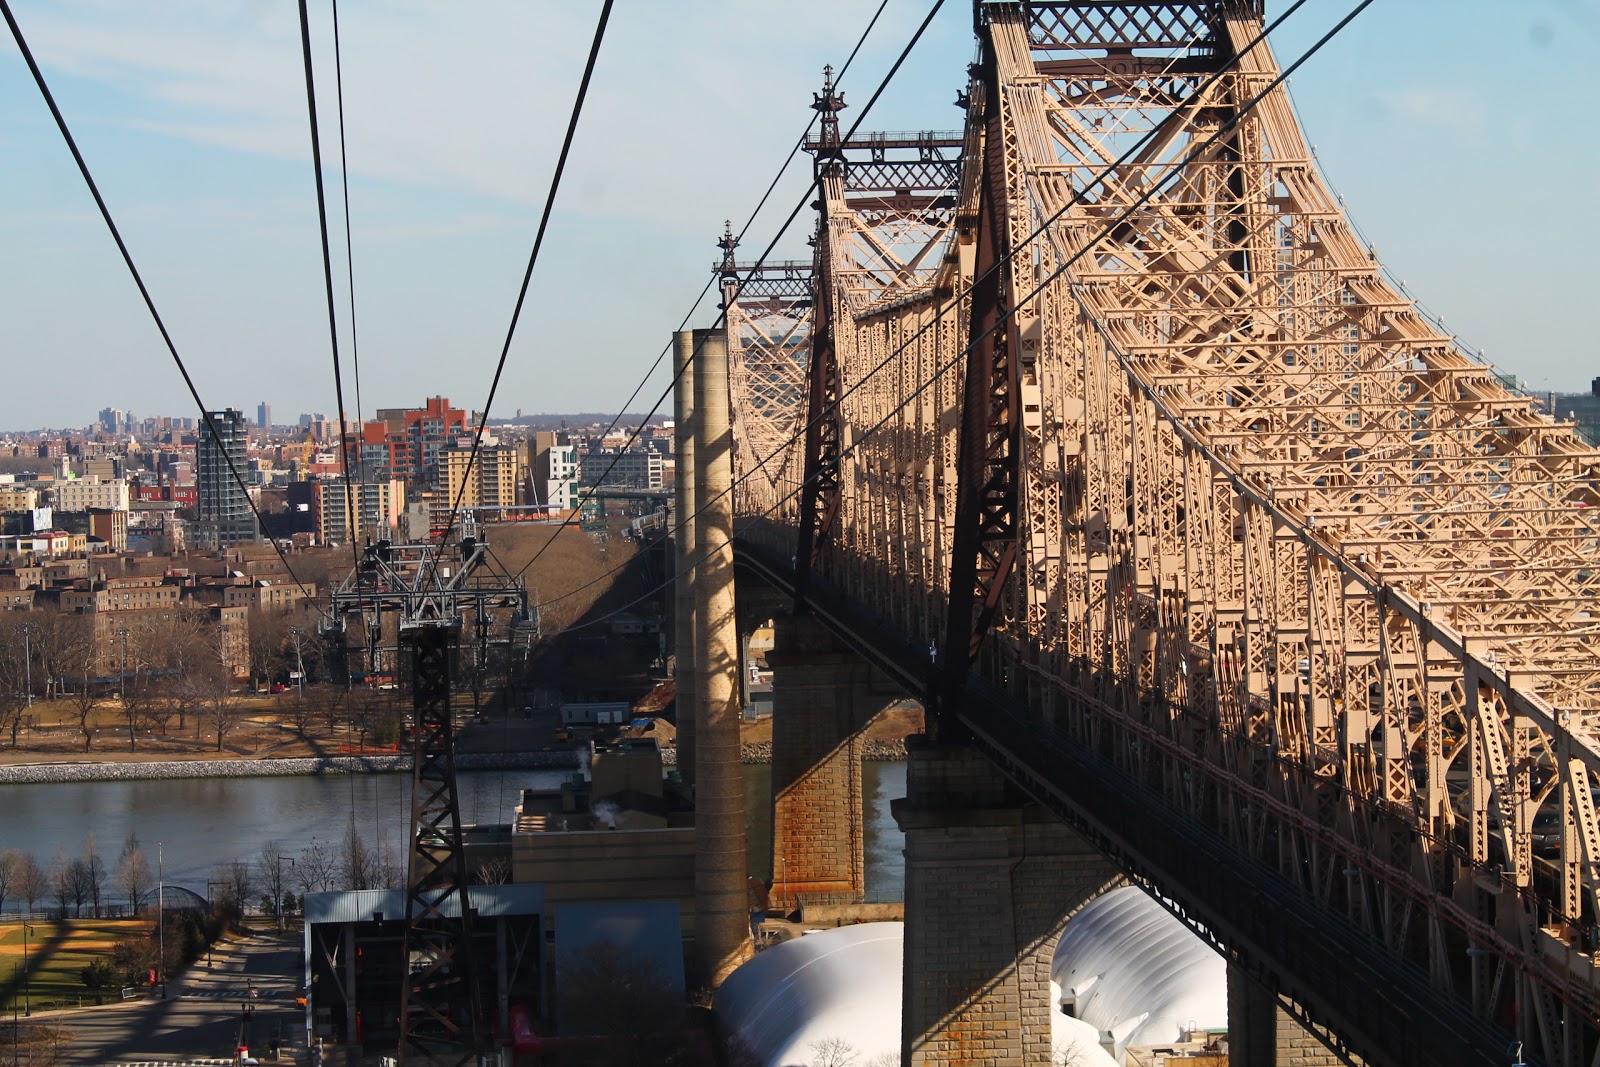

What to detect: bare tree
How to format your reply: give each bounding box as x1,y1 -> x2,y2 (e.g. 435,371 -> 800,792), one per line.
0,618 -> 29,747
0,1021 -> 77,1067
17,853 -> 46,916
283,692 -> 317,739
0,686 -> 23,749
83,832 -> 105,917
193,655 -> 244,752
60,857 -> 94,918
0,848 -> 18,916
214,858 -> 255,919
115,835 -> 151,912
157,612 -> 211,731
255,841 -> 291,931
294,838 -> 338,895
63,617 -> 105,751
32,611 -> 91,701
339,822 -> 375,890
246,607 -> 289,693
471,856 -> 512,886
808,1037 -> 861,1067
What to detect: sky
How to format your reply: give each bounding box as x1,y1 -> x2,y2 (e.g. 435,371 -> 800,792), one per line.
1,0 -> 1596,433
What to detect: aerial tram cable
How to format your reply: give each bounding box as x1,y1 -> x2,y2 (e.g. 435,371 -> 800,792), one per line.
511,0 -> 1303,603
330,0 -> 369,481
510,0 -> 946,586
519,0 -> 1374,634
297,0 -> 364,579
1,0 -> 325,615
534,0 -> 894,505
438,0 -> 616,549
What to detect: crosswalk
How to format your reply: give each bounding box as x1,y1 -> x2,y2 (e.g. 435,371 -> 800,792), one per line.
180,988 -> 285,1000
112,1060 -> 237,1066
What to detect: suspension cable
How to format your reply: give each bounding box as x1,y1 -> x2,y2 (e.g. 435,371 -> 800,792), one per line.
527,0 -> 1370,633
524,0 -> 894,537
510,0 -> 946,585
515,0 -> 1314,618
330,0 -> 367,480
438,0 -> 615,548
297,0 -> 363,577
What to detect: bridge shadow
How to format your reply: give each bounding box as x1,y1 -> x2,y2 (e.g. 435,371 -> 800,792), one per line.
0,919 -> 92,1014
519,527 -> 670,705
732,534 -> 1524,1067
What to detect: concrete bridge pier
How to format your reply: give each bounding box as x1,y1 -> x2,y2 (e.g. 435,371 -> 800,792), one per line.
895,738 -> 1123,1067
765,612 -> 901,911
1227,965 -> 1352,1066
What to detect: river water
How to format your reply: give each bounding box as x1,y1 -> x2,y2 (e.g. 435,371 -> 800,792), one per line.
0,762 -> 907,898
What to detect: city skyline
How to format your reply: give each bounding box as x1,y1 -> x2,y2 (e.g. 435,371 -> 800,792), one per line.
3,1 -> 1597,431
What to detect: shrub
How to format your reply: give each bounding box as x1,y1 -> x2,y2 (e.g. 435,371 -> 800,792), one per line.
80,959 -> 116,990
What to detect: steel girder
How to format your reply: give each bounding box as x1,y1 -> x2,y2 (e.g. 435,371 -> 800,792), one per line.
939,36 -> 1023,734
740,2 -> 1600,1062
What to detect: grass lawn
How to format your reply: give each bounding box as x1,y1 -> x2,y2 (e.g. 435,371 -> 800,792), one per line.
0,918 -> 153,1014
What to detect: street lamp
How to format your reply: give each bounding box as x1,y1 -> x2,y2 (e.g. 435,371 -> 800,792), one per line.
207,881 -> 221,968
157,842 -> 166,999
19,622 -> 36,708
290,628 -> 305,699
116,627 -> 130,703
22,920 -> 35,1016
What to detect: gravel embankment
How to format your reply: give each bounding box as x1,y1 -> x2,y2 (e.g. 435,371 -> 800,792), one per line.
731,739 -> 906,765
0,750 -> 579,786
0,739 -> 907,784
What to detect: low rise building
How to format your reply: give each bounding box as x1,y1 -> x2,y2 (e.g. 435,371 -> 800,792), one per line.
54,476 -> 130,513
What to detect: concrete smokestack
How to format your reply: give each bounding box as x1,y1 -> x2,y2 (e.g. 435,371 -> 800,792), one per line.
692,325 -> 752,986
673,330 -> 698,789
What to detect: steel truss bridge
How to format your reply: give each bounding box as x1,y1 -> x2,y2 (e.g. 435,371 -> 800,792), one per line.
720,4 -> 1600,1064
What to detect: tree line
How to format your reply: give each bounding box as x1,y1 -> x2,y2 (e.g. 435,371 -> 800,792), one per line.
0,604 -> 326,753
0,820 -> 475,923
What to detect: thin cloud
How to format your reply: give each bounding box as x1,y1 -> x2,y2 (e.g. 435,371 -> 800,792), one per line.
1376,85 -> 1483,135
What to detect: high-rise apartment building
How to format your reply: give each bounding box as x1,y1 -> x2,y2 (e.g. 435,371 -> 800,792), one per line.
196,408 -> 257,547
257,402 -> 272,430
346,396 -> 468,487
442,443 -> 524,510
316,479 -> 406,545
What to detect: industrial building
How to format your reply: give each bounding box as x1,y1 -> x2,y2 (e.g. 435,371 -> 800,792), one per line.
301,740 -> 696,1062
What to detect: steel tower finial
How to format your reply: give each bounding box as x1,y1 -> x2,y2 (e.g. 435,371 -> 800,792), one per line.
812,65 -> 846,158
718,220 -> 739,274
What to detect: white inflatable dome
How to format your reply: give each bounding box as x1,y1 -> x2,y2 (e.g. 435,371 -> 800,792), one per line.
716,923 -> 1115,1067
1052,885 -> 1227,1054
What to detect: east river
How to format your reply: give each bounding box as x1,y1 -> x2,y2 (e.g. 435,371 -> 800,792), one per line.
0,761 -> 908,898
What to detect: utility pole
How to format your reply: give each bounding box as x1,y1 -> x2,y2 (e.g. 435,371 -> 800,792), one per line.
157,843 -> 165,999
290,628 -> 305,699
117,627 -> 129,703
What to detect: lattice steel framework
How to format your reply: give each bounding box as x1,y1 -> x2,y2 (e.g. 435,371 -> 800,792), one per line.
738,3 -> 1600,1062
720,222 -> 813,514
326,529 -> 533,1062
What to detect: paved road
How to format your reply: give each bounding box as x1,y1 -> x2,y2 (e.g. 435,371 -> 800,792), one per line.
34,928 -> 305,1066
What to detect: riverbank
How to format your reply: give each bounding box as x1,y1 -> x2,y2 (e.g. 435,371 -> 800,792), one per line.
0,740 -> 910,785
0,750 -> 578,785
